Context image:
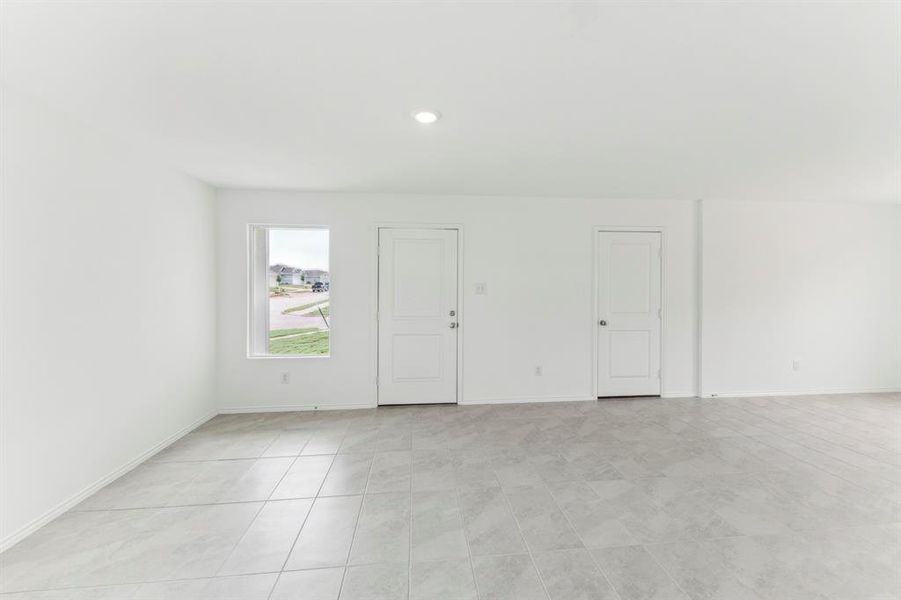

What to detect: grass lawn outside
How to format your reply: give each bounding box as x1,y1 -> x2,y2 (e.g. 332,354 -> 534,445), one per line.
283,300 -> 328,314
269,285 -> 311,295
269,330 -> 329,355
269,327 -> 319,339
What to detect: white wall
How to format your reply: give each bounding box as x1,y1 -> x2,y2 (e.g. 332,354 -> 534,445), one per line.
0,88 -> 218,549
216,191 -> 699,411
701,200 -> 901,396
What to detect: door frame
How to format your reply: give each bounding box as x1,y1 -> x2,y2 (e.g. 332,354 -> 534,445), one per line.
592,226 -> 667,399
371,223 -> 465,406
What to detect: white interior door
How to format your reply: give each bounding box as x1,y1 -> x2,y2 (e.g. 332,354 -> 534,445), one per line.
378,228 -> 458,405
596,231 -> 662,397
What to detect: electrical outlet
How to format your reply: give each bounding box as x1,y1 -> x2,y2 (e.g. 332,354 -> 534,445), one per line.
281,372 -> 290,384
474,282 -> 487,295
792,360 -> 801,372
535,366 -> 543,376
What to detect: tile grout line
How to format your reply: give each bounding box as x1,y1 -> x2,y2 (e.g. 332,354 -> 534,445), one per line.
639,543 -> 697,600
574,414 -> 775,598
453,481 -> 483,600
268,436 -> 341,600
736,398 -> 900,465
670,399 -> 899,488
338,443 -> 381,598
70,487 -> 423,513
731,405 -> 901,490
767,394 -> 900,435
328,423 -> 367,600
496,480 -> 553,600
766,401 -> 901,451
540,477 -> 625,600
253,437 -> 316,600
407,425 -> 414,600
138,439 -> 305,597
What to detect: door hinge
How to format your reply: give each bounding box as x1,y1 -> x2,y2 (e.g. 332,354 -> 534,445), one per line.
657,369 -> 661,379
657,308 -> 662,319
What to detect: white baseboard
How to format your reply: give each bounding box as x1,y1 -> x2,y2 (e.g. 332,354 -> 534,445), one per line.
459,395 -> 593,406
218,403 -> 375,414
661,392 -> 699,398
0,409 -> 216,553
702,387 -> 901,398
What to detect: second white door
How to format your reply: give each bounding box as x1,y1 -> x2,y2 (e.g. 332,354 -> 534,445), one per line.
596,231 -> 662,397
378,228 -> 458,405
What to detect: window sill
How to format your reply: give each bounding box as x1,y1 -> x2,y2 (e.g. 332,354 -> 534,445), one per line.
246,354 -> 331,360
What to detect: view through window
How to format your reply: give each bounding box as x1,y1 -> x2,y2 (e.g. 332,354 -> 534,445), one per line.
267,228 -> 330,355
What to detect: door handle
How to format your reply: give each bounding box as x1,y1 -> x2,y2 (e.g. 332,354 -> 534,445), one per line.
599,320 -> 607,326
449,322 -> 457,329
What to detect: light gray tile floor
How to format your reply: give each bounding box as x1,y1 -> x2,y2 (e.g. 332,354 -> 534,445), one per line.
2,393 -> 900,599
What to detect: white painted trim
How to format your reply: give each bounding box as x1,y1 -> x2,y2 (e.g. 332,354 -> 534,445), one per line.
218,403 -> 374,413
0,410 -> 217,553
703,387 -> 901,398
372,223 -> 465,406
661,392 -> 698,399
592,226 -> 667,399
460,395 -> 593,405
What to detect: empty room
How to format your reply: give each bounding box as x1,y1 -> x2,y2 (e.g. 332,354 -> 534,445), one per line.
1,1 -> 900,599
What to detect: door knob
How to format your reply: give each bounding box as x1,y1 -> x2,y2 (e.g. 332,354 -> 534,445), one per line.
599,320 -> 607,326
449,322 -> 457,329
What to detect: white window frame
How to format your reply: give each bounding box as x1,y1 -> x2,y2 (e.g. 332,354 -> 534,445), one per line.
247,224 -> 331,359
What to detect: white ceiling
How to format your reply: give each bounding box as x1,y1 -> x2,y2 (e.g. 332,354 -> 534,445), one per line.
2,1 -> 899,202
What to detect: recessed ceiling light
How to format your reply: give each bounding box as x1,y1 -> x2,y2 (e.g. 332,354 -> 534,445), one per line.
413,110 -> 441,124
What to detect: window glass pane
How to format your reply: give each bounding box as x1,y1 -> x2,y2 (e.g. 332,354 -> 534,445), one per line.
267,228 -> 330,356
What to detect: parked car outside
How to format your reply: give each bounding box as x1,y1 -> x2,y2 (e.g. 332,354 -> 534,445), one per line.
312,282 -> 326,292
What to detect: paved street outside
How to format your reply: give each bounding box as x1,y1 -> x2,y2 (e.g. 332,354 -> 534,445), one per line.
269,290 -> 330,331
